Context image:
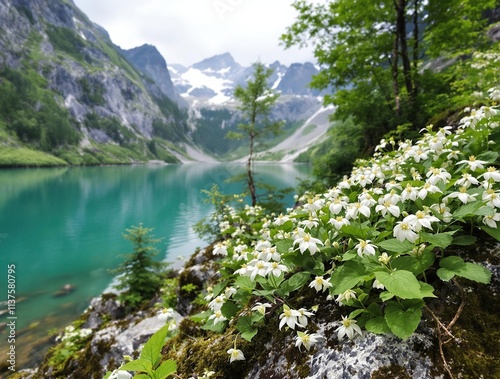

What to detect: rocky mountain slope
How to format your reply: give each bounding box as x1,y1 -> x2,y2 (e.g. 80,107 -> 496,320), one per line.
166,52 -> 333,159
0,0 -> 196,166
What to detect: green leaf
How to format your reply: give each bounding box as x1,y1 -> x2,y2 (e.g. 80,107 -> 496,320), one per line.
459,263 -> 491,284
474,207 -> 494,217
437,256 -> 491,284
190,310 -> 212,323
480,226 -> 500,242
140,325 -> 170,366
380,291 -> 394,301
201,318 -> 226,333
376,239 -> 414,254
477,150 -> 499,163
365,317 -> 391,334
153,360 -> 177,379
234,275 -> 256,290
453,201 -> 482,218
242,329 -> 259,342
221,301 -> 239,319
384,302 -> 422,339
452,235 -> 477,246
419,282 -> 436,298
275,239 -> 293,255
279,271 -> 311,295
329,261 -> 366,295
340,224 -> 369,239
420,232 -> 454,249
374,270 -> 423,299
212,280 -> 230,297
349,308 -> 367,319
120,359 -> 152,373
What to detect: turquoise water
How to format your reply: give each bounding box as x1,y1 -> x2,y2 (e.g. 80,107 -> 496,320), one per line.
0,163 -> 310,367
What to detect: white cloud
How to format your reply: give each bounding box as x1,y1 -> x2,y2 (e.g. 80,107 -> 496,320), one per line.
73,0 -> 315,67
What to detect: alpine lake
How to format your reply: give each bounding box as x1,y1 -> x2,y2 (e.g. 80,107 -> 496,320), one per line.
0,162 -> 311,371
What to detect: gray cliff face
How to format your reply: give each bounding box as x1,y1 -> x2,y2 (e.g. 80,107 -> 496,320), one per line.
121,44 -> 188,108
0,0 -> 188,150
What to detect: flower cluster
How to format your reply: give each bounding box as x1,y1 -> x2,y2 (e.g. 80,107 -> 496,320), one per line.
55,324 -> 93,348
198,97 -> 498,361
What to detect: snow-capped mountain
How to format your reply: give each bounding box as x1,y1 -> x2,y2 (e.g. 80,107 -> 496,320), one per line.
168,53 -> 323,106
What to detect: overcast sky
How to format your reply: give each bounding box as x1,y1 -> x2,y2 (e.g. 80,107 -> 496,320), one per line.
73,0 -> 317,67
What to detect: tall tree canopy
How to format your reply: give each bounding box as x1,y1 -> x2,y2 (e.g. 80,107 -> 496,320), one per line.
282,0 -> 496,154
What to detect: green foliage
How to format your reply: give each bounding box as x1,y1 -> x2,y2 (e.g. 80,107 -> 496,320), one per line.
284,0 -> 497,182
191,98 -> 497,352
152,95 -> 189,142
104,325 -> 177,379
0,66 -> 80,151
46,25 -> 88,63
78,77 -> 106,106
0,146 -> 68,167
230,62 -> 284,206
84,112 -> 134,145
111,224 -> 168,309
296,118 -> 363,189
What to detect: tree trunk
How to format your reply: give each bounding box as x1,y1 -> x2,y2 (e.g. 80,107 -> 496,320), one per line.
412,0 -> 419,98
396,0 -> 413,98
391,32 -> 401,117
247,131 -> 257,206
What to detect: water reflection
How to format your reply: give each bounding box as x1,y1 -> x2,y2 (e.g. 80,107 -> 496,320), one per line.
0,163 -> 310,329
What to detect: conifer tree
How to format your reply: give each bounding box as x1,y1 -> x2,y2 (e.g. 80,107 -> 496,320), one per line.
111,224 -> 166,308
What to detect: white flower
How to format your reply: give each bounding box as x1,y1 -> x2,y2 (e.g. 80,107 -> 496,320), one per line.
483,212 -> 500,228
224,286 -> 237,298
346,202 -> 371,219
279,305 -> 303,330
375,200 -> 401,217
355,239 -> 377,257
297,308 -> 314,327
109,370 -> 132,379
426,167 -> 451,185
404,211 -> 439,232
336,316 -> 362,340
401,184 -> 419,202
209,310 -> 227,325
458,156 -> 488,171
482,189 -> 500,208
481,167 -> 500,182
329,197 -> 348,214
329,216 -> 350,230
267,261 -> 288,277
378,252 -> 391,265
227,348 -> 245,363
274,213 -> 290,226
303,197 -> 325,213
157,308 -> 175,323
213,242 -> 228,256
417,182 -> 442,200
372,279 -> 385,290
335,289 -> 357,306
445,187 -> 478,204
393,221 -> 418,242
431,203 -> 453,222
455,173 -> 480,188
295,331 -> 322,351
208,295 -> 226,311
247,259 -> 270,281
309,276 -> 332,292
251,302 -> 272,315
293,232 -> 323,255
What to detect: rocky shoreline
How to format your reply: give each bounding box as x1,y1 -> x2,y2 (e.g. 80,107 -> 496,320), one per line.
7,236 -> 499,379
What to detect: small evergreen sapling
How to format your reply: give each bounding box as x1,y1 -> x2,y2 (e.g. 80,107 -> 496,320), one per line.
111,224 -> 167,308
